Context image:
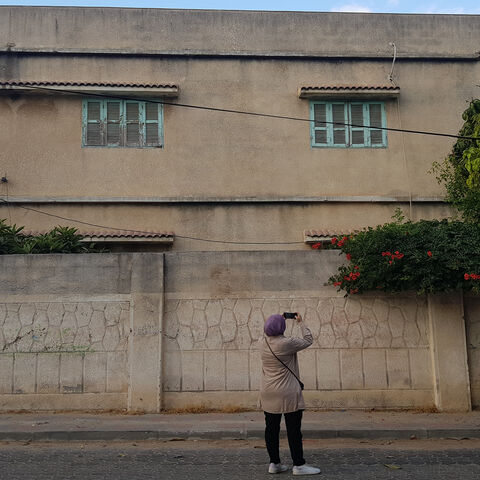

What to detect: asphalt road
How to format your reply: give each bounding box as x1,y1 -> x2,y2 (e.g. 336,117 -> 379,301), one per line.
1,439 -> 480,479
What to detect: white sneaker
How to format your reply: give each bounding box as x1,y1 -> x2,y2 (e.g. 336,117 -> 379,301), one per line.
268,463 -> 288,474
292,464 -> 321,475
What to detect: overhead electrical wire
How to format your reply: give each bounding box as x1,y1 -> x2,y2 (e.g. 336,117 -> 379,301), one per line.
1,84 -> 477,245
0,199 -> 305,245
23,85 -> 480,141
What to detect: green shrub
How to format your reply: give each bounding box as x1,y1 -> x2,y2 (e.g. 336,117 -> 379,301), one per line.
432,99 -> 480,222
0,220 -> 101,254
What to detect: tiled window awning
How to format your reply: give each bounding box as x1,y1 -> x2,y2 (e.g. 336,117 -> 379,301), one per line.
0,81 -> 179,98
304,229 -> 355,244
79,231 -> 175,244
299,85 -> 400,99
22,230 -> 175,244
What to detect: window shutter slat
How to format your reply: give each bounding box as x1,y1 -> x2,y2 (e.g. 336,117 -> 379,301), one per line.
310,100 -> 385,149
86,123 -> 102,145
83,98 -> 162,148
332,104 -> 346,144
350,104 -> 364,145
107,102 -> 120,121
87,102 -> 101,121
126,103 -> 139,120
145,103 -> 158,121
369,104 -> 383,145
126,123 -> 140,145
351,104 -> 363,128
107,123 -> 120,144
314,104 -> 326,127
146,123 -> 159,145
315,130 -> 327,144
351,130 -> 364,144
332,104 -> 344,126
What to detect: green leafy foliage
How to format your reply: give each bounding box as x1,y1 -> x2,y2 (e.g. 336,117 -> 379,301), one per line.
432,99 -> 480,222
0,220 -> 101,254
326,217 -> 480,295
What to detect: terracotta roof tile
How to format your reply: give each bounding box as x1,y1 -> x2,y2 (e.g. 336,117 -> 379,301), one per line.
304,229 -> 354,238
0,80 -> 178,89
21,230 -> 174,239
300,85 -> 399,91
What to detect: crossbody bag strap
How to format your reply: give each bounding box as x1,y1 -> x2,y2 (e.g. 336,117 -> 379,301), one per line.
265,337 -> 304,389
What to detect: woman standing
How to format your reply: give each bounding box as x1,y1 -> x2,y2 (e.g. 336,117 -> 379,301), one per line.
259,313 -> 321,475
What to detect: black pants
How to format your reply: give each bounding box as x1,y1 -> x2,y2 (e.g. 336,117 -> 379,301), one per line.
264,410 -> 305,467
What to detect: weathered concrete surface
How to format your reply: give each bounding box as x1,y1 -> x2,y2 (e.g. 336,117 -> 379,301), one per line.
428,292 -> 471,412
1,7 -> 479,57
0,10 -> 478,248
0,254 -> 133,295
463,295 -> 480,408
164,250 -> 340,294
0,252 -> 477,412
1,410 -> 480,442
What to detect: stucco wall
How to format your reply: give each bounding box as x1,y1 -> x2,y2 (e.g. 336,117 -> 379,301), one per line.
0,253 -> 164,411
1,8 -> 478,57
0,252 -> 475,412
1,9 -> 479,249
465,295 -> 480,408
163,294 -> 432,409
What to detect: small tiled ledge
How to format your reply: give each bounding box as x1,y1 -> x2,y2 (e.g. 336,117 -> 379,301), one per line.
298,85 -> 400,99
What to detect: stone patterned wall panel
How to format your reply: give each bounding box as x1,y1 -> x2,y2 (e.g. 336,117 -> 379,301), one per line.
13,354 -> 36,394
363,350 -> 388,389
204,351 -> 226,391
465,296 -> 480,407
163,350 -> 182,392
84,353 -> 107,393
386,349 -> 411,389
0,302 -> 130,354
298,349 -> 316,390
340,350 -> 364,390
181,351 -> 204,391
226,351 -> 249,391
169,295 -> 430,394
249,350 -> 261,391
409,348 -> 432,390
316,350 -> 341,390
37,354 -> 60,394
0,354 -> 13,393
60,353 -> 83,393
107,352 -> 128,393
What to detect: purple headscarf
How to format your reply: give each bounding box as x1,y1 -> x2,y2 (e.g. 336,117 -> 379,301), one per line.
264,314 -> 286,337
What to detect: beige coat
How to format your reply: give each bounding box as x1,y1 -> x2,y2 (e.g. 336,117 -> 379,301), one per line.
258,322 -> 313,414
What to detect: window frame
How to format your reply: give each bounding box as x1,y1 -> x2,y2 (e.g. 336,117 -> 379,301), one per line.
82,98 -> 164,148
310,100 -> 387,149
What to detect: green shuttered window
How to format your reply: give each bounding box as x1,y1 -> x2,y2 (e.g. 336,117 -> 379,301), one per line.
82,99 -> 163,148
310,101 -> 387,148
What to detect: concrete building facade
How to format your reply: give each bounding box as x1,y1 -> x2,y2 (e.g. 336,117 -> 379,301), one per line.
0,7 -> 479,249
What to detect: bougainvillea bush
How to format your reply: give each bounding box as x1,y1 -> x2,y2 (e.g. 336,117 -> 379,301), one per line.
321,218 -> 480,296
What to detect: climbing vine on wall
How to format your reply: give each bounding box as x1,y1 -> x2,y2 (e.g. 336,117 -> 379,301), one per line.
432,99 -> 480,222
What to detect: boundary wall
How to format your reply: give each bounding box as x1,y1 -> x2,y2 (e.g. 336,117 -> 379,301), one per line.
0,252 -> 475,412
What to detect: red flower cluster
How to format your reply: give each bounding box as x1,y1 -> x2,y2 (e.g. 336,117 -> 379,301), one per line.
427,251 -> 433,257
333,281 -> 342,287
344,271 -> 360,282
332,236 -> 348,247
349,288 -> 359,294
346,253 -> 352,261
464,273 -> 480,280
382,251 -> 404,264
311,243 -> 322,249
